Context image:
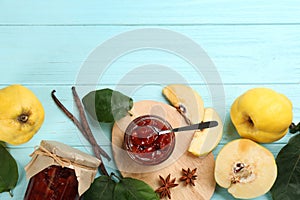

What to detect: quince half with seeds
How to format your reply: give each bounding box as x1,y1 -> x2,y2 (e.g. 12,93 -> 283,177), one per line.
231,88 -> 293,143
215,139 -> 277,199
0,85 -> 45,145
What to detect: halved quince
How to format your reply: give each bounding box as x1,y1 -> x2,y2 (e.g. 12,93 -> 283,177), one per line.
188,108 -> 223,156
162,84 -> 204,124
215,139 -> 277,199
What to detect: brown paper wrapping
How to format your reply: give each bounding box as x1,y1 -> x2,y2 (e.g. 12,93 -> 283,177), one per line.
25,140 -> 101,196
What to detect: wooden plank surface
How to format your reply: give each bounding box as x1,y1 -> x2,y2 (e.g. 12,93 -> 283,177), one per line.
0,26 -> 300,85
0,0 -> 300,24
0,84 -> 298,199
0,1 -> 299,200
0,84 -> 297,146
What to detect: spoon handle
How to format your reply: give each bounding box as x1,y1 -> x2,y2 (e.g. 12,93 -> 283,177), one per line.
158,121 -> 218,135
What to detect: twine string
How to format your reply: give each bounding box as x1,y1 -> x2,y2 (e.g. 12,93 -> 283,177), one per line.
31,146 -> 98,171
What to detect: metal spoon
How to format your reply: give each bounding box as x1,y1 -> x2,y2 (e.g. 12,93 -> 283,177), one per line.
150,121 -> 218,135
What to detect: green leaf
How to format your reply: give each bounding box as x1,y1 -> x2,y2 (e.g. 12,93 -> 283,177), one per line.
0,145 -> 19,195
271,134 -> 300,200
82,175 -> 159,200
114,177 -> 159,200
82,88 -> 133,123
0,141 -> 6,147
82,175 -> 116,200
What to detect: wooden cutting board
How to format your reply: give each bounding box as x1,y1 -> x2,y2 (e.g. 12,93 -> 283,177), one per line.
112,100 -> 215,200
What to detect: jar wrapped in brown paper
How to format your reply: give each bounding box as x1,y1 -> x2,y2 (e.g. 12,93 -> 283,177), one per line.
24,140 -> 101,200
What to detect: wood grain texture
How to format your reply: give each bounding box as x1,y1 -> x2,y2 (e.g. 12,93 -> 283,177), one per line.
0,84 -> 295,199
0,26 -> 300,85
112,100 -> 215,200
0,0 -> 300,24
1,1 -> 299,199
0,84 -> 296,147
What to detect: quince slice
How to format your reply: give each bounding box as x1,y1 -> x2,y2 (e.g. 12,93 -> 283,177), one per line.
215,139 -> 277,199
162,84 -> 204,124
188,108 -> 223,156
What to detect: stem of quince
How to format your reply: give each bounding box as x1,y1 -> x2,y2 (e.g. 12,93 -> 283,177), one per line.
289,122 -> 300,134
110,172 -> 123,182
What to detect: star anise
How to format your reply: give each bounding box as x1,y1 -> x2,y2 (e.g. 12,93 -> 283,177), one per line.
155,174 -> 178,199
180,168 -> 197,186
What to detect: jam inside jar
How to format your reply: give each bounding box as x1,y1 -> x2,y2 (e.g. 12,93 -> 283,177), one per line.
24,165 -> 79,200
124,115 -> 175,165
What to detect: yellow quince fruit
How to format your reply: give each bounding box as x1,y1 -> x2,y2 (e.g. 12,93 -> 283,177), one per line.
0,84 -> 45,145
230,88 -> 293,143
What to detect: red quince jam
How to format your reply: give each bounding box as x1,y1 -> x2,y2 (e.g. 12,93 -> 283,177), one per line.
124,115 -> 175,165
24,165 -> 79,200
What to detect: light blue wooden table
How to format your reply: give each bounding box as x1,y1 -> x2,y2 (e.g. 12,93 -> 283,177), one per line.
0,1 -> 299,199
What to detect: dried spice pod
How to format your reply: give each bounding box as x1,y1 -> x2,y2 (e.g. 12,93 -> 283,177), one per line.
180,168 -> 197,186
51,89 -> 109,175
155,174 -> 178,199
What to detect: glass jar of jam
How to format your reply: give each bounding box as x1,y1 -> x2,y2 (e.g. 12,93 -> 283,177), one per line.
124,115 -> 175,165
24,165 -> 79,200
24,140 -> 100,200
